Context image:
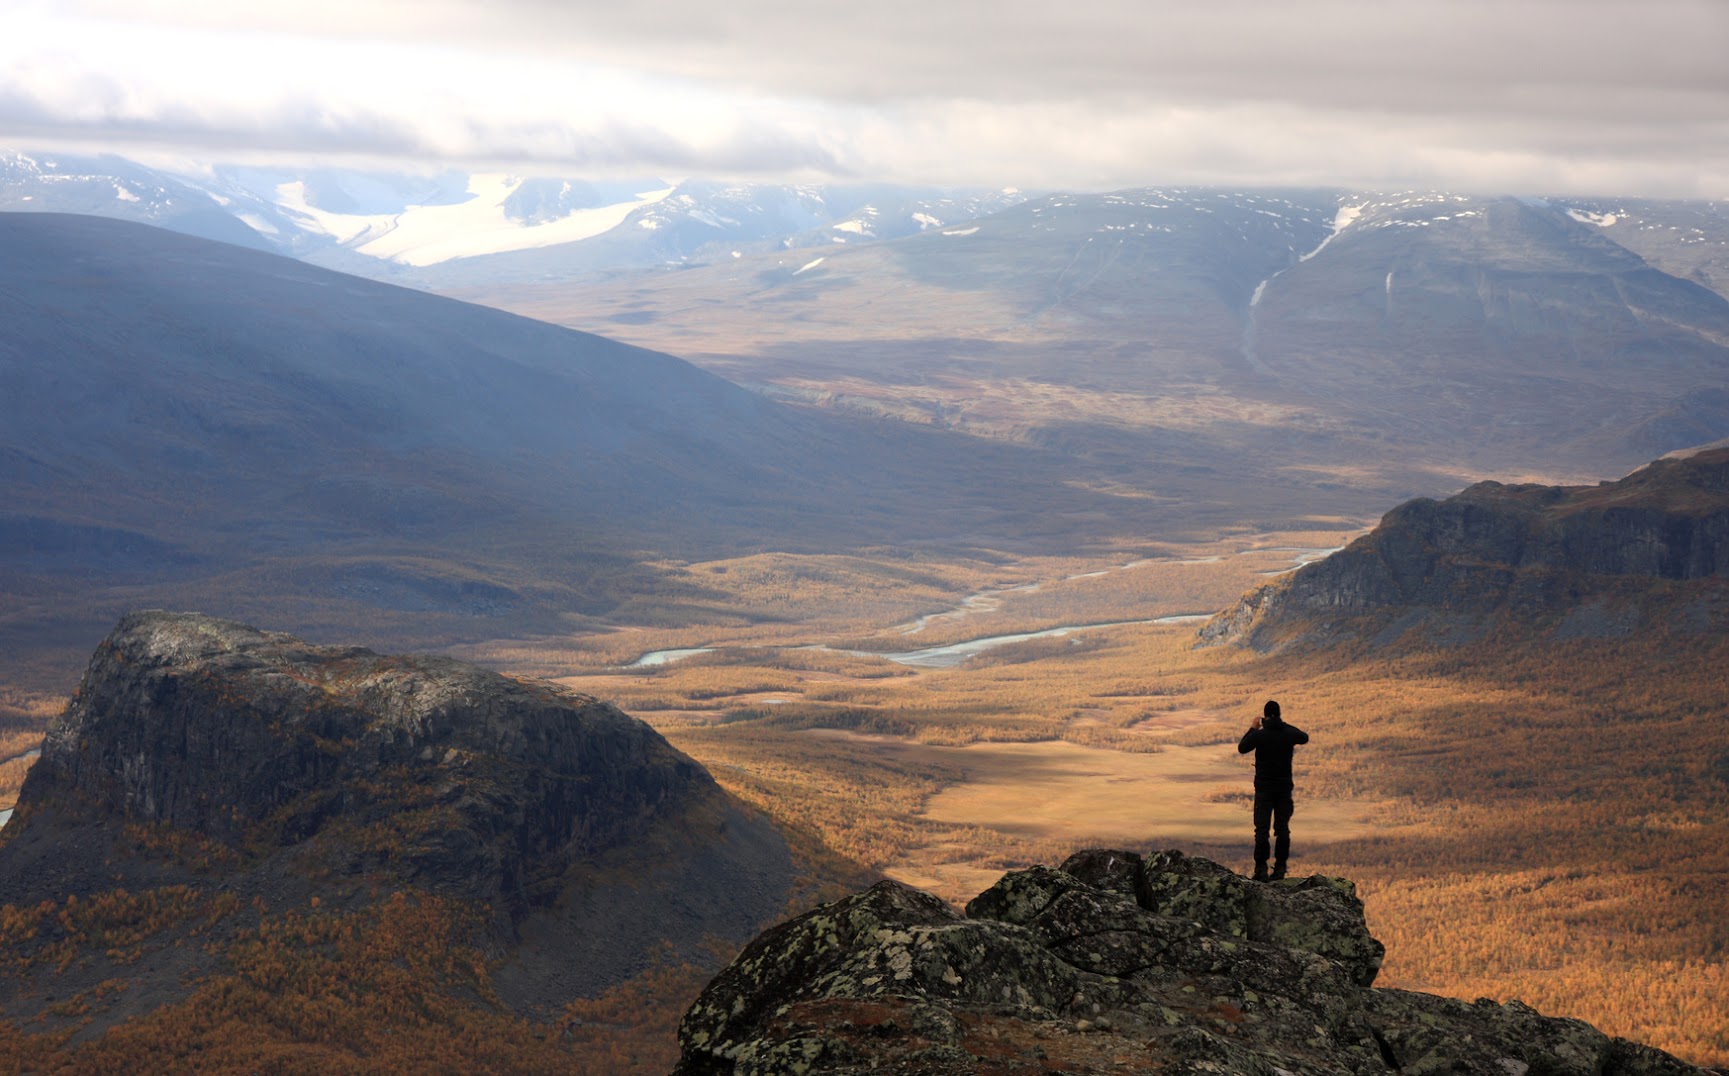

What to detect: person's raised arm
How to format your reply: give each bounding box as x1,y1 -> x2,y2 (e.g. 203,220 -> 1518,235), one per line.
1238,723 -> 1261,753
1290,724 -> 1309,745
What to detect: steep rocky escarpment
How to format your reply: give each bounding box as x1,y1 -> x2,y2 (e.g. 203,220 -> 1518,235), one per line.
675,848 -> 1708,1075
1202,447 -> 1729,649
0,611 -> 793,1031
18,611 -> 711,909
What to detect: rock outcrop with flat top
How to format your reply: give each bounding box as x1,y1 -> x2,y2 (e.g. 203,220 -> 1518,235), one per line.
674,848 -> 1708,1075
1202,447 -> 1729,650
1,611 -> 793,1019
20,610 -> 710,914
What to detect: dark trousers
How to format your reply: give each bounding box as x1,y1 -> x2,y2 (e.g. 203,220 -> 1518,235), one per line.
1253,785 -> 1294,867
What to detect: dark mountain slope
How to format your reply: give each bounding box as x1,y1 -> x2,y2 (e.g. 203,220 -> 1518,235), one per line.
0,213 -> 1204,688
0,612 -> 792,1063
1201,446 -> 1729,650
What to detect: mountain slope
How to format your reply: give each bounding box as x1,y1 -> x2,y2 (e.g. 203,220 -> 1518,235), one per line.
1251,195 -> 1729,464
0,152 -> 274,252
488,187 -> 1729,482
1200,446 -> 1729,651
0,612 -> 793,1067
2,212 -> 1239,691
1550,196 -> 1729,302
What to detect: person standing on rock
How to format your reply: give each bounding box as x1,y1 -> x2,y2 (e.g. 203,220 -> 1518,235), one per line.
1238,700 -> 1308,882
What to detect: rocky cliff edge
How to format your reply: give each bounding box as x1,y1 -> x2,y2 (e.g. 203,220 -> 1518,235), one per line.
674,848 -> 1709,1075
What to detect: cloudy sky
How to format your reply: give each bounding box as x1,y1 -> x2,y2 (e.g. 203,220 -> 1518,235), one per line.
2,0 -> 1725,196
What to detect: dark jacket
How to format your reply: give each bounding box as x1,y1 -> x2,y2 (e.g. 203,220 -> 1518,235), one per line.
1237,718 -> 1309,789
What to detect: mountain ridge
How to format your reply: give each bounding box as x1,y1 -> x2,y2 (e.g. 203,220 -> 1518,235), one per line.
1200,447 -> 1729,651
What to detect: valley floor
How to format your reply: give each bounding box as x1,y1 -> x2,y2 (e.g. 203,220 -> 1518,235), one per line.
462,537 -> 1729,1068
3,532 -> 1725,1069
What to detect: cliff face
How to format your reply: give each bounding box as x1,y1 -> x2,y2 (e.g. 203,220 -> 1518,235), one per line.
0,612 -> 794,1035
19,611 -> 706,912
1202,447 -> 1729,649
674,849 -> 1708,1075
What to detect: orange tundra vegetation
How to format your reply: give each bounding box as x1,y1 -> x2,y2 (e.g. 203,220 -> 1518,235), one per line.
0,889 -> 694,1074
541,580 -> 1728,1067
0,543 -> 1723,1067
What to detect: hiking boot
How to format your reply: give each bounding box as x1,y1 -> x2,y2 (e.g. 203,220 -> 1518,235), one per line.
1252,863 -> 1269,883
1269,863 -> 1287,881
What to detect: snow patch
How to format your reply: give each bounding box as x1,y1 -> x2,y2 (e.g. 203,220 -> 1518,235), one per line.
1567,208 -> 1619,227
793,256 -> 825,275
832,219 -> 872,235
686,207 -> 736,229
912,212 -> 942,228
235,212 -> 280,236
113,184 -> 139,203
354,176 -> 676,265
942,226 -> 980,237
1299,204 -> 1363,263
275,180 -> 394,245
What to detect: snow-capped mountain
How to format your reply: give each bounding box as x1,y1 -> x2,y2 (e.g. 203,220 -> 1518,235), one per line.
503,183 -> 1729,482
0,152 -> 273,252
0,151 -> 1028,285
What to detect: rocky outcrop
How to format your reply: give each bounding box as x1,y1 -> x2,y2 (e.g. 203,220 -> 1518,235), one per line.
18,611 -> 713,913
1203,447 -> 1729,649
0,611 -> 797,1047
674,848 -> 1707,1075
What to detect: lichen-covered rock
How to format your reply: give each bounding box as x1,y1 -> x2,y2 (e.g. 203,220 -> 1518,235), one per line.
1139,848 -> 1384,987
674,848 -> 1711,1075
677,879 -> 1083,1076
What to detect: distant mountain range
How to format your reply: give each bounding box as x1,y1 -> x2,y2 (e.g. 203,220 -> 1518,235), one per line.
5,151 -> 1723,304
7,151 -> 1725,486
480,185 -> 1729,484
0,151 -> 1027,283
